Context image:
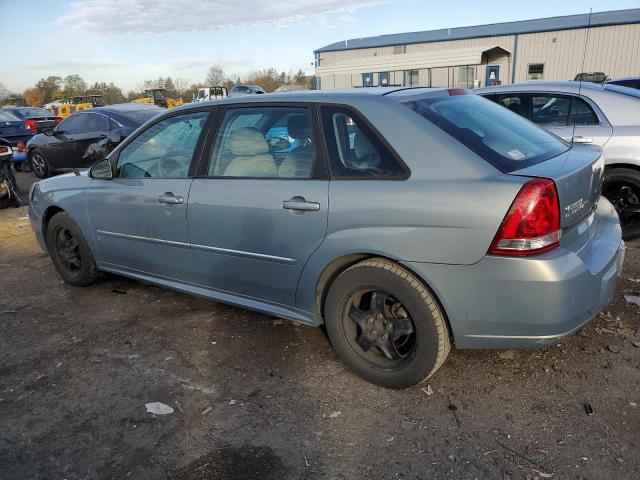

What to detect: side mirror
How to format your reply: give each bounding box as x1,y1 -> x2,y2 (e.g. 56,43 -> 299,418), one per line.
44,128 -> 56,136
89,158 -> 113,180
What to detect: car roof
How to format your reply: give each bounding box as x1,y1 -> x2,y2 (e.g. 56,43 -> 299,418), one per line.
174,87 -> 450,111
87,103 -> 165,114
606,77 -> 640,82
475,81 -> 611,95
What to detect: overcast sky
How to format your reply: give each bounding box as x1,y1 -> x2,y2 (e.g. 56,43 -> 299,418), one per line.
1,0 -> 638,94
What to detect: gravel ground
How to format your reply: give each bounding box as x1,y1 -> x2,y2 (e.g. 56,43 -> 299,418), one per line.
1,172 -> 639,479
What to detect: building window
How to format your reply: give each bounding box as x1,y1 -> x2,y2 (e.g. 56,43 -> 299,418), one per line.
528,64 -> 544,80
393,45 -> 404,54
458,66 -> 475,88
362,73 -> 373,87
379,72 -> 390,87
406,69 -> 419,86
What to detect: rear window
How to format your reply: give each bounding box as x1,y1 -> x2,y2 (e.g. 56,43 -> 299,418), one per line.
11,108 -> 51,119
399,94 -> 569,172
603,84 -> 640,99
0,111 -> 20,122
120,108 -> 163,125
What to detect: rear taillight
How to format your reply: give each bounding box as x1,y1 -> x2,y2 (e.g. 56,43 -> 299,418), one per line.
54,117 -> 62,123
0,145 -> 10,154
24,119 -> 38,134
489,178 -> 562,256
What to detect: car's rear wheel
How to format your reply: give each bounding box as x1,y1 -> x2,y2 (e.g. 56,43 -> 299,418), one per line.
603,168 -> 640,240
324,258 -> 450,389
46,212 -> 102,286
30,149 -> 50,178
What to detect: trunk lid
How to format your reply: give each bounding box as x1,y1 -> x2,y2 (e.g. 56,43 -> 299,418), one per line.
508,144 -> 604,228
0,118 -> 27,141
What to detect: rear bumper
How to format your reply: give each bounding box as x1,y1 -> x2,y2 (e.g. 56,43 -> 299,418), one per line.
403,198 -> 625,349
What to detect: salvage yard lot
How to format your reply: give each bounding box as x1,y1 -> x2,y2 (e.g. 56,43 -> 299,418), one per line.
0,199 -> 639,479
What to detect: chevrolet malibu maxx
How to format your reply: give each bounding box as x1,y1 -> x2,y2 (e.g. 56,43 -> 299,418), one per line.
29,88 -> 625,388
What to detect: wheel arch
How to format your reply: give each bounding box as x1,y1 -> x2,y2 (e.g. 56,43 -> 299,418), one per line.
42,205 -> 65,242
314,253 -> 454,343
605,163 -> 640,174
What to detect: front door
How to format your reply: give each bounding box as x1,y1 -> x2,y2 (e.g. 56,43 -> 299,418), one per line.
87,110 -> 211,279
187,105 -> 329,306
485,65 -> 500,87
72,113 -> 109,167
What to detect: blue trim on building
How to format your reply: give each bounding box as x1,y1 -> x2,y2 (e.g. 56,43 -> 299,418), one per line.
315,9 -> 640,53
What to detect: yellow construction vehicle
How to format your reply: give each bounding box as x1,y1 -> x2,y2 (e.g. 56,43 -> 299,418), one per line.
132,88 -> 183,109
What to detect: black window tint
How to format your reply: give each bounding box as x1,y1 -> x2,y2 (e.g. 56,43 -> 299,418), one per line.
58,114 -> 86,134
569,98 -> 598,125
321,106 -> 407,179
495,94 -> 527,118
400,94 -> 569,173
531,96 -> 571,126
84,114 -> 108,132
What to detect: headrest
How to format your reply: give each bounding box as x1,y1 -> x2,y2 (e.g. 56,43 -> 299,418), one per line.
287,114 -> 312,140
350,132 -> 381,169
229,127 -> 269,156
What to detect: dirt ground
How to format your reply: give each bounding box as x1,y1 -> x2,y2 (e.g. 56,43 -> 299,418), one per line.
1,172 -> 639,480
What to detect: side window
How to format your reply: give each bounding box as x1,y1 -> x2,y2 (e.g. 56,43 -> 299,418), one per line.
321,106 -> 407,179
109,118 -> 121,130
209,106 -> 315,178
84,114 -> 108,132
494,94 -> 527,118
116,111 -> 209,178
570,97 -> 599,125
58,114 -> 86,134
531,95 -> 571,126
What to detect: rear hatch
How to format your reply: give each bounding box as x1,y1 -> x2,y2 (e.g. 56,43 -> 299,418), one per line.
508,144 -> 604,229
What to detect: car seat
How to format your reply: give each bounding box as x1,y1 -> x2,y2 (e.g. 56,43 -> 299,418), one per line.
278,114 -> 313,178
223,127 -> 277,177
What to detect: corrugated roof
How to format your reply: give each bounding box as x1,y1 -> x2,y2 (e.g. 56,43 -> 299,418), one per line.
315,9 -> 640,53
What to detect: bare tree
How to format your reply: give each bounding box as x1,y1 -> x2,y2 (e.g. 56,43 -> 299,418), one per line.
205,65 -> 226,86
0,82 -> 8,101
173,77 -> 190,95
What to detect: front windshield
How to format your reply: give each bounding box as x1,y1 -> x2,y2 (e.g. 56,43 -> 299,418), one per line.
398,93 -> 570,172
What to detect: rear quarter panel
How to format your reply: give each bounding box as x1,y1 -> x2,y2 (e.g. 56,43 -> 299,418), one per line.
295,96 -> 526,314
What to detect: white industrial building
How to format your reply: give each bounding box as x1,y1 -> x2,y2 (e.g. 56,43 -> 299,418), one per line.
314,9 -> 640,89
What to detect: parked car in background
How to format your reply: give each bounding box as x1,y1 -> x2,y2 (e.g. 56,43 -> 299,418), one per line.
0,107 -> 62,171
606,77 -> 640,90
476,81 -> 640,239
228,85 -> 267,97
29,88 -> 624,388
26,103 -> 164,178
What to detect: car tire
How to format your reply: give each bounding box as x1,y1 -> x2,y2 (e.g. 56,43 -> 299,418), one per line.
46,212 -> 102,287
30,149 -> 50,178
603,167 -> 640,241
21,158 -> 33,173
324,258 -> 450,389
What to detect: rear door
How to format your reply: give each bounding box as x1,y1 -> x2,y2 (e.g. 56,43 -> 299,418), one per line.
186,104 -> 329,306
529,94 -> 613,146
87,109 -> 211,279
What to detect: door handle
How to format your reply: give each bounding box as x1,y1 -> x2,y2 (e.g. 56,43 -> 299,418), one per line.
157,192 -> 184,205
99,133 -> 107,139
282,196 -> 320,212
571,136 -> 593,144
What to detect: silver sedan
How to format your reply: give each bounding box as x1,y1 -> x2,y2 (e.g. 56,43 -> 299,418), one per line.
476,81 -> 640,239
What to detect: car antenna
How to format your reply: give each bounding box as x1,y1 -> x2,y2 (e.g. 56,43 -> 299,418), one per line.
574,8 -> 593,145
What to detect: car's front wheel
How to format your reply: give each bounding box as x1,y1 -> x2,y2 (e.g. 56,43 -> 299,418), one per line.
324,258 -> 451,389
46,212 -> 102,286
603,167 -> 640,240
30,149 -> 50,178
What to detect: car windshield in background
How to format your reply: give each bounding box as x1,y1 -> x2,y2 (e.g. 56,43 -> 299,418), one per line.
0,110 -> 20,122
120,109 -> 163,124
398,94 -> 569,172
11,108 -> 51,118
603,84 -> 640,99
